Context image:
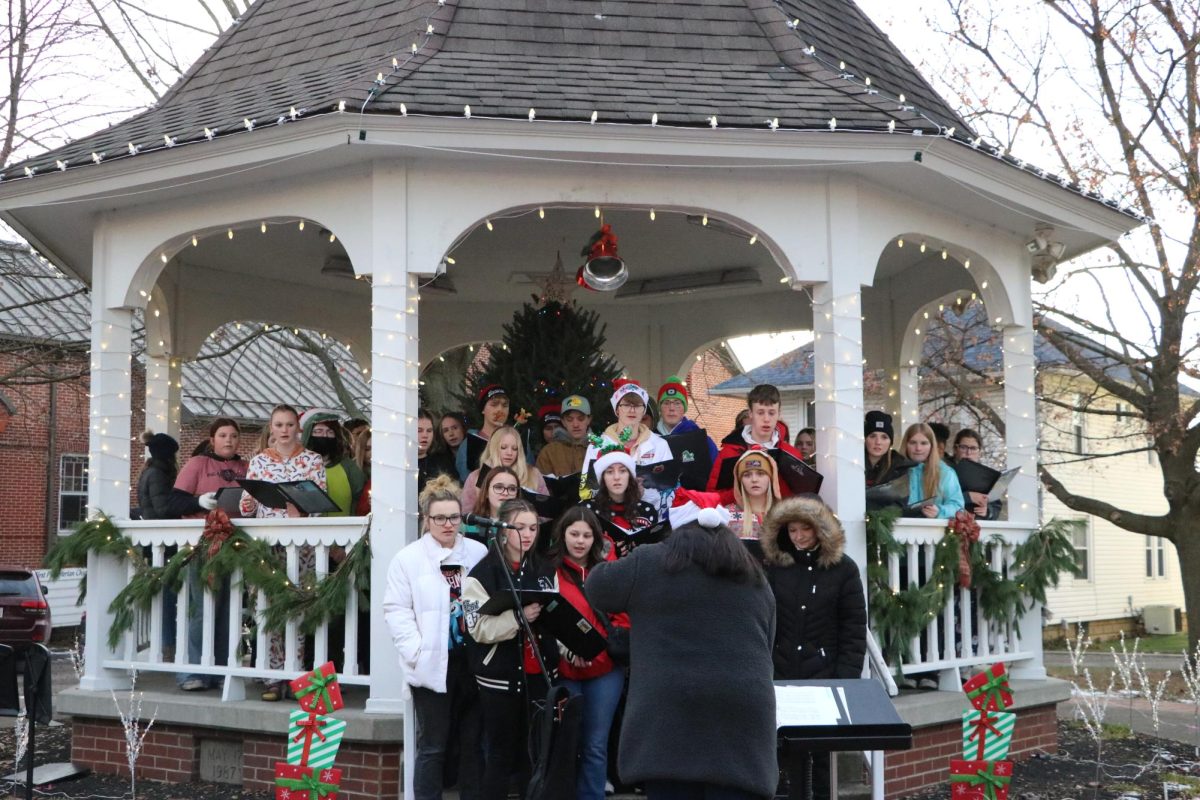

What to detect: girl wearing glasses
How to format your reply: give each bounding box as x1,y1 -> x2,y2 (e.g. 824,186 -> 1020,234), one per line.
461,498 -> 558,800
384,474 -> 487,800
952,429 -> 1001,519
460,426 -> 548,514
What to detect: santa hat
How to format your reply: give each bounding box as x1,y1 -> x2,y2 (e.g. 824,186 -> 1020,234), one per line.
610,378 -> 650,412
733,446 -> 782,503
669,489 -> 732,530
593,448 -> 637,482
657,376 -> 689,412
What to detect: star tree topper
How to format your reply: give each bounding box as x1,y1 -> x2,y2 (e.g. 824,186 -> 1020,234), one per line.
535,251 -> 575,308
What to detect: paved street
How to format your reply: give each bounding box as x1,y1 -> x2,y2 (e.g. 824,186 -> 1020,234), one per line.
1044,649 -> 1187,672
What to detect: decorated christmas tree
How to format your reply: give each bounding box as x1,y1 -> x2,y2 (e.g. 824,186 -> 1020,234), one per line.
461,259 -> 623,429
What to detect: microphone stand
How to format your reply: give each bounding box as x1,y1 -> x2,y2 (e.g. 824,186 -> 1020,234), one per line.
483,522 -> 552,681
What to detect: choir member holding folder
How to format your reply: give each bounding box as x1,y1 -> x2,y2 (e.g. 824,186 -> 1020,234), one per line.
673,446 -> 782,541
239,404 -> 327,519
238,404 -> 327,701
951,429 -> 1005,520
580,447 -> 658,555
461,499 -> 558,800
548,506 -> 629,800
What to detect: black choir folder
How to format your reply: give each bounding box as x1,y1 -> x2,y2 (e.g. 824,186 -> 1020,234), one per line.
521,472 -> 584,518
664,429 -> 713,490
237,479 -> 340,515
954,460 -> 1021,502
599,516 -> 671,545
636,459 -> 682,491
864,472 -> 932,515
477,589 -> 606,659
715,448 -> 823,495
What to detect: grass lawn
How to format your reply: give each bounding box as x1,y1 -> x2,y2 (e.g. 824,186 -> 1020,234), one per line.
1137,632 -> 1191,653
1045,631 -> 1192,654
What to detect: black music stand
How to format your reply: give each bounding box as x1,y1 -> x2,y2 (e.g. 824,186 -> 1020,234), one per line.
775,679 -> 911,800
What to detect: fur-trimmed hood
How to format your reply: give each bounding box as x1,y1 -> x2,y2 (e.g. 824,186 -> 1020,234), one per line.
760,496 -> 845,569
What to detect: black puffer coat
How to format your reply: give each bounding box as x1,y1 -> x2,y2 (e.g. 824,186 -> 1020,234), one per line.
761,496 -> 867,680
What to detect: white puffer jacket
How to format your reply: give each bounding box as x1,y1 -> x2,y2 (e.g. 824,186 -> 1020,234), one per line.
383,532 -> 487,697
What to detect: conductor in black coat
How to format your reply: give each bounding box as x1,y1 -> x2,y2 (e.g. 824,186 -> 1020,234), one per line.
761,496 -> 867,800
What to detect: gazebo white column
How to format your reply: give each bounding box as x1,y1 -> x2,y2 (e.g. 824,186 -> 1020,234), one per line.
80,248 -> 135,690
365,162 -> 417,722
1002,321 -> 1045,678
145,354 -> 182,437
812,281 -> 867,569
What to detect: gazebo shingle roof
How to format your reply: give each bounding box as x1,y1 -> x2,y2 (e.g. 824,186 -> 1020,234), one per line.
11,0 -> 972,177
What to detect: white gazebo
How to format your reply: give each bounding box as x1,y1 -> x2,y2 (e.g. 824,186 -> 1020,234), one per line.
0,1 -> 1140,797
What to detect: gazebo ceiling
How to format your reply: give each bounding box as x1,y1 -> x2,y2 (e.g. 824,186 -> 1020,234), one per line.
439,207 -> 783,306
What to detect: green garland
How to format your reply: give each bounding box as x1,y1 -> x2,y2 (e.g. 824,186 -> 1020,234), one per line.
866,510 -> 1081,669
47,514 -> 372,649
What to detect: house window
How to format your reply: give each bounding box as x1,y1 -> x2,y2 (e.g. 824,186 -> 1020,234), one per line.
1072,396 -> 1085,455
58,454 -> 88,533
805,400 -> 816,429
1145,536 -> 1167,579
1070,522 -> 1090,581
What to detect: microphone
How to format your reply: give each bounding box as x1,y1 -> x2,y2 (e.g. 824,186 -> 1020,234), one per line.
462,513 -> 517,530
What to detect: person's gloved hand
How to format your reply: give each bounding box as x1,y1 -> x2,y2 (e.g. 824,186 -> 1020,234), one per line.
198,492 -> 218,510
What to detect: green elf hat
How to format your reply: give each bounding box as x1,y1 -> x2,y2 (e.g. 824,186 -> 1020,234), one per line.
657,376 -> 689,413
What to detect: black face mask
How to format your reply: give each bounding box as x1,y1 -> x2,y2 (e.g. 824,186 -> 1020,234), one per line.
307,437 -> 339,457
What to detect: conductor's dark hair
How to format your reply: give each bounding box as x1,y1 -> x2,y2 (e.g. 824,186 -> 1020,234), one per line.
663,521 -> 765,586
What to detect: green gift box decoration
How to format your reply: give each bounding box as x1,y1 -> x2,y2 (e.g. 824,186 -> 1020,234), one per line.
962,709 -> 1015,761
287,710 -> 346,769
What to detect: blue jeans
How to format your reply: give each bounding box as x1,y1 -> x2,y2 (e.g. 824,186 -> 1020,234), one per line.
560,669 -> 625,800
176,564 -> 230,688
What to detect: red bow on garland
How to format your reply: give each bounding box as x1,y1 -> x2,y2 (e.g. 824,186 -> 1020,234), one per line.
201,509 -> 235,558
948,510 -> 980,588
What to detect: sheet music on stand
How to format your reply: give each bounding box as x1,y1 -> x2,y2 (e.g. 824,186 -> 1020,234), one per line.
775,685 -> 845,728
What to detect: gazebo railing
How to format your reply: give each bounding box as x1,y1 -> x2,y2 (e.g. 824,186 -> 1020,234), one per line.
95,517 -> 369,701
879,518 -> 1042,681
